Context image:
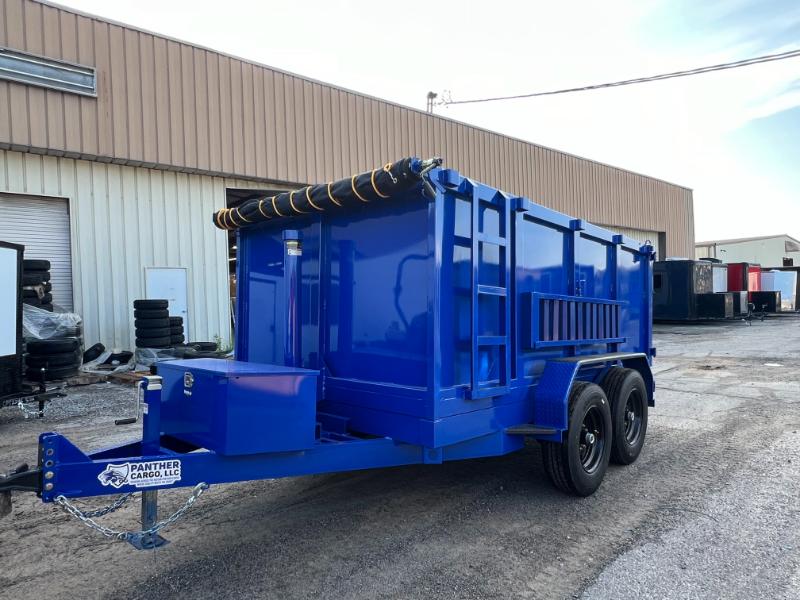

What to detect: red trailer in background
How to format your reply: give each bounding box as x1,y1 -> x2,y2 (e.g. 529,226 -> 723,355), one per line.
727,262 -> 762,301
747,265 -> 762,300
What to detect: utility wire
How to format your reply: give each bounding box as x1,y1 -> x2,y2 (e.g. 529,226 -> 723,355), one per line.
441,48 -> 800,105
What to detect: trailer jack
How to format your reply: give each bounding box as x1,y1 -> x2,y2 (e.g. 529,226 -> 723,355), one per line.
0,463 -> 42,517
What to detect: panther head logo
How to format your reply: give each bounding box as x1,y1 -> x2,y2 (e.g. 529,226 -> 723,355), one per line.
98,463 -> 130,488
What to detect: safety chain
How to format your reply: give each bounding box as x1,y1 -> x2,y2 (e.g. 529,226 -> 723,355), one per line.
75,492 -> 135,518
17,400 -> 43,419
55,483 -> 209,542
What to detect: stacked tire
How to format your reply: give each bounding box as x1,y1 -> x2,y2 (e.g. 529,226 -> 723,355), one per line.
134,299 -> 171,348
169,316 -> 185,346
22,259 -> 54,311
25,337 -> 82,381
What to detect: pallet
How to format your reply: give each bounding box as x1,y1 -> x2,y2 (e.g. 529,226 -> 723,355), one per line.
108,371 -> 150,386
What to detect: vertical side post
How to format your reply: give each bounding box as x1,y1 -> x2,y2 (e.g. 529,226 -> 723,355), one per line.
283,230 -> 302,368
129,375 -> 169,550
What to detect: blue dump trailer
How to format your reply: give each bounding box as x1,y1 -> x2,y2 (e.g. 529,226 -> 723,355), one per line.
0,158 -> 655,548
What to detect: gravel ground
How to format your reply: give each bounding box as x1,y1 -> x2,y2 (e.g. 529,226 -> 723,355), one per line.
1,316 -> 799,600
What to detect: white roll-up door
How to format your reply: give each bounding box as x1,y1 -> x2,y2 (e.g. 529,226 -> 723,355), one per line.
0,194 -> 73,310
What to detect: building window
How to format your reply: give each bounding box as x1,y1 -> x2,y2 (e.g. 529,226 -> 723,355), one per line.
0,47 -> 96,96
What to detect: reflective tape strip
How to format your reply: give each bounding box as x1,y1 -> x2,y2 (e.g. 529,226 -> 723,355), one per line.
272,196 -> 284,217
351,175 -> 369,202
289,190 -> 306,214
236,207 -> 251,223
305,186 -> 324,211
370,170 -> 389,198
327,182 -> 342,207
257,199 -> 271,219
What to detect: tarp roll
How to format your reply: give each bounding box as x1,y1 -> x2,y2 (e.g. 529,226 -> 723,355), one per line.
214,157 -> 436,230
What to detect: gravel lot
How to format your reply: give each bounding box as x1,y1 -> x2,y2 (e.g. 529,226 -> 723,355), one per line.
1,316 -> 799,600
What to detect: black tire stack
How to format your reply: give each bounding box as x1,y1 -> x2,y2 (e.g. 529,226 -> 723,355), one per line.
22,259 -> 54,311
25,337 -> 82,381
169,316 -> 185,346
134,299 -> 171,348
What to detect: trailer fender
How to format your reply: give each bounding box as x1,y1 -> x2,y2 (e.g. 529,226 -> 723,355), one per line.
531,352 -> 653,443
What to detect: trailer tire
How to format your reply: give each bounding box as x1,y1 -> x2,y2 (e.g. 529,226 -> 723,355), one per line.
133,299 -> 168,310
26,337 -> 80,354
23,259 -> 51,271
136,327 -> 171,339
134,318 -> 170,329
601,367 -> 648,465
22,272 -> 50,285
542,381 -> 612,496
133,308 -> 169,319
135,337 -> 171,348
26,351 -> 81,368
82,342 -> 106,363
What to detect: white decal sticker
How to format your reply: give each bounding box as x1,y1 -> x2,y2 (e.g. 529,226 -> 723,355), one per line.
287,247 -> 302,256
98,460 -> 182,489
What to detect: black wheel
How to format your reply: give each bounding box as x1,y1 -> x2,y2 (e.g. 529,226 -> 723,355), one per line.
25,365 -> 78,381
26,351 -> 81,368
43,282 -> 52,293
22,289 -> 39,298
24,298 -> 42,306
601,367 -> 648,465
82,342 -> 106,363
542,381 -> 612,496
170,334 -> 185,344
22,272 -> 50,285
169,316 -> 183,326
23,259 -> 50,271
39,292 -> 53,304
134,308 -> 169,319
135,337 -> 171,348
133,299 -> 168,310
136,326 -> 171,339
26,337 -> 80,354
40,303 -> 54,312
134,318 -> 170,329
170,326 -> 184,335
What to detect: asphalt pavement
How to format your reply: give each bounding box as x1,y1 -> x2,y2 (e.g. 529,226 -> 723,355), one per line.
1,316 -> 799,599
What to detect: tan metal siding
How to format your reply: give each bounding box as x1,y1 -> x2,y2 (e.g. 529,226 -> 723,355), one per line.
2,0 -> 694,255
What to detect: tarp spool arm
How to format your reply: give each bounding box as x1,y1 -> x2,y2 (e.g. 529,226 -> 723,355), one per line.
213,157 -> 443,230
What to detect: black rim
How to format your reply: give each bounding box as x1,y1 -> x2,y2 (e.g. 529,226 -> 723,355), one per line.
579,405 -> 606,474
623,389 -> 644,446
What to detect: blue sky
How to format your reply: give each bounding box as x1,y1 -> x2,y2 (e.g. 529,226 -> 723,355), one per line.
59,0 -> 800,244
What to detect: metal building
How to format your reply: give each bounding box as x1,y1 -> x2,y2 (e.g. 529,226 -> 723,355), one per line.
696,234 -> 800,267
0,0 -> 694,350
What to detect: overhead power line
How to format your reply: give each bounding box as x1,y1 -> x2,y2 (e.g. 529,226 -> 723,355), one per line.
440,48 -> 800,106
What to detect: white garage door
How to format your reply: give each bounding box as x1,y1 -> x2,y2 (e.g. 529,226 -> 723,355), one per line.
0,194 -> 73,310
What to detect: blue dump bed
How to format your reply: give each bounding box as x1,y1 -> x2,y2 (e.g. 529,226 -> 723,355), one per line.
235,163 -> 654,449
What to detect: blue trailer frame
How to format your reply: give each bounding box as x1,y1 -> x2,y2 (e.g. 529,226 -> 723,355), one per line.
1,159 -> 655,546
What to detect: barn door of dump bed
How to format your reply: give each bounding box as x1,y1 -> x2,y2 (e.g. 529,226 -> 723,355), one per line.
469,187 -> 512,399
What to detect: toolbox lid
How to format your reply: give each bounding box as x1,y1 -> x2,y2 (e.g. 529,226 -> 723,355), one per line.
158,358 -> 318,377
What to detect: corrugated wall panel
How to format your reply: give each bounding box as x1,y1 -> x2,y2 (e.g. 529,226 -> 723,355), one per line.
0,149 -> 252,349
2,0 -> 693,255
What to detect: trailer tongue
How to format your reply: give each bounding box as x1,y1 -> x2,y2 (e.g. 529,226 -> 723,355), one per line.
1,158 -> 655,548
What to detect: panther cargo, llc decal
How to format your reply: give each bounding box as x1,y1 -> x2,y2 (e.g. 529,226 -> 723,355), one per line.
97,460 -> 182,489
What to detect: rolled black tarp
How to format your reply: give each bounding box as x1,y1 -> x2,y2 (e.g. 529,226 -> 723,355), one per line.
213,157 -> 442,230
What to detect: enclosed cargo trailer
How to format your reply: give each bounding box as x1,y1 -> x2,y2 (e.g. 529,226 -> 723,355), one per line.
1,159 -> 655,548
0,241 -> 23,397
